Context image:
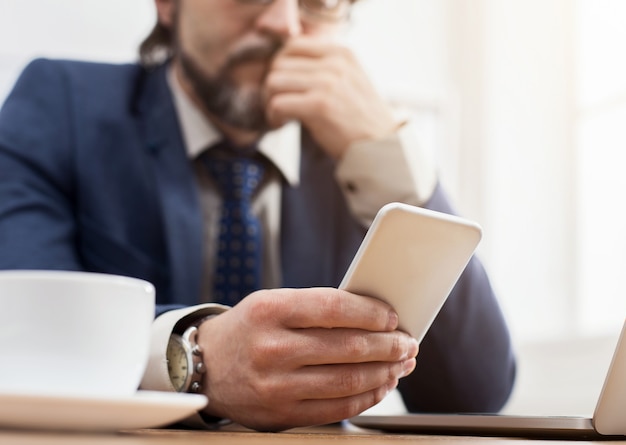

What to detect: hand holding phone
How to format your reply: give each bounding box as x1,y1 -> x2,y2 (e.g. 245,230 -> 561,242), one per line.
339,202 -> 482,342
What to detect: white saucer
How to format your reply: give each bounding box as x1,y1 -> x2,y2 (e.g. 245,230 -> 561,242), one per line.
0,390 -> 207,432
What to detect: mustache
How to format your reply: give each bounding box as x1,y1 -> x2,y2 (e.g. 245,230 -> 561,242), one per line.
224,39 -> 283,69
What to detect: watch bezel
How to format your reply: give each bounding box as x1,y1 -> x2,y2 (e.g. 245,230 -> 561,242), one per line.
168,323 -> 207,393
167,332 -> 195,392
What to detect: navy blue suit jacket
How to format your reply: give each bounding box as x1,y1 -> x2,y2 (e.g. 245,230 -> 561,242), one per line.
0,59 -> 515,413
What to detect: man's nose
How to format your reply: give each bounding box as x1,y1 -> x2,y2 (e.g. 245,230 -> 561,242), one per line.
255,0 -> 302,39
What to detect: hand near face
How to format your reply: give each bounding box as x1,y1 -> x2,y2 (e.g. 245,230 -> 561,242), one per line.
265,37 -> 400,159
196,288 -> 418,432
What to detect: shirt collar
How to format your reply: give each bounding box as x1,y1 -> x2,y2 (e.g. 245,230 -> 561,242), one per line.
166,66 -> 300,186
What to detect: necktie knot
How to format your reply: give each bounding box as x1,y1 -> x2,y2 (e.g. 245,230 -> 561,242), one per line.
205,157 -> 264,201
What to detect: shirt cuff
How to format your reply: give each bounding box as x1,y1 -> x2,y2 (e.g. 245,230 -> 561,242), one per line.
335,118 -> 438,226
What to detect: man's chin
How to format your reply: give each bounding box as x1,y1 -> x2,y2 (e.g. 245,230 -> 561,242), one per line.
220,99 -> 270,134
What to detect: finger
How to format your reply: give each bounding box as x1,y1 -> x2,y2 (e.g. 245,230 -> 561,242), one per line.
286,380 -> 399,429
287,359 -> 416,400
266,90 -> 347,135
271,55 -> 328,73
266,70 -> 336,96
286,328 -> 419,365
279,37 -> 348,59
265,288 -> 399,331
266,91 -> 323,126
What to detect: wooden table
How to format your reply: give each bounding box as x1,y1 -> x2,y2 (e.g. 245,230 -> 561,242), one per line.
2,423 -> 625,445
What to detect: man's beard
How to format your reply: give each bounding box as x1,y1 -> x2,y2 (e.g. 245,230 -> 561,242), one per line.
178,40 -> 282,133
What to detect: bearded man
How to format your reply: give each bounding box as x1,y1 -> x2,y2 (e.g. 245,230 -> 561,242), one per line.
0,0 -> 515,432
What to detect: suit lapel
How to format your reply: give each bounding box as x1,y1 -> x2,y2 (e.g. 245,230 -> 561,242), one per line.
136,65 -> 203,306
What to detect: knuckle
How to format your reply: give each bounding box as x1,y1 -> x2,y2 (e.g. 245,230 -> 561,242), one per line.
389,334 -> 403,359
251,377 -> 279,402
343,334 -> 369,357
387,361 -> 402,381
264,71 -> 280,89
338,369 -> 363,393
265,95 -> 282,115
318,290 -> 344,317
371,383 -> 390,405
245,339 -> 269,368
318,73 -> 335,91
252,334 -> 291,367
245,290 -> 281,322
313,96 -> 332,115
304,93 -> 324,113
265,69 -> 276,83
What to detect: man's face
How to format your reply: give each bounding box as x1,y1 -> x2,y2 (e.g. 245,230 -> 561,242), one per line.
167,0 -> 344,132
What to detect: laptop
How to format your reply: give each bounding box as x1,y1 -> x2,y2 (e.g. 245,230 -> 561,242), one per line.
350,319 -> 626,440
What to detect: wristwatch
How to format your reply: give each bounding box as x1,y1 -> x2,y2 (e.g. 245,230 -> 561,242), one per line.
166,321 -> 207,393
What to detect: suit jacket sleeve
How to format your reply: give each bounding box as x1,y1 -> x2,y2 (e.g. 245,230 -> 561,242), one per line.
0,59 -> 180,319
398,183 -> 516,413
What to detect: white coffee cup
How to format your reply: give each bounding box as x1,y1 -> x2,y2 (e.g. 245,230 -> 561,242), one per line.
0,270 -> 155,398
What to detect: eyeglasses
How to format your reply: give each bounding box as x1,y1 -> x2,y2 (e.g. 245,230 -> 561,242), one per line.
235,0 -> 352,23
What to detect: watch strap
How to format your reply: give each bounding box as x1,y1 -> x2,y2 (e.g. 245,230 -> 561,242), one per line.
180,315 -> 216,393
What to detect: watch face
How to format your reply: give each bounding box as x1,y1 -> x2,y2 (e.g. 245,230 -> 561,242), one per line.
166,335 -> 191,392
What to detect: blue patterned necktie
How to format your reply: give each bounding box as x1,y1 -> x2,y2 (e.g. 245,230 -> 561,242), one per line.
203,144 -> 265,305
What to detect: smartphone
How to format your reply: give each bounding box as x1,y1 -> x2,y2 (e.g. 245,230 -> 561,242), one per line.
339,202 -> 482,342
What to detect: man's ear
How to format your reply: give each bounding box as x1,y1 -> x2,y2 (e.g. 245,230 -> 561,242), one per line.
155,0 -> 176,28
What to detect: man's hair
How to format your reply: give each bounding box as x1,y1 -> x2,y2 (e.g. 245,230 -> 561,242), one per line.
139,22 -> 173,67
139,1 -> 359,67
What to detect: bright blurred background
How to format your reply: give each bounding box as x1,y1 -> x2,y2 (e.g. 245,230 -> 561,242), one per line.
2,0 -> 625,417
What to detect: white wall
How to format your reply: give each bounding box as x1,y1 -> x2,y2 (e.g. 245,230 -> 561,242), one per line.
575,0 -> 626,335
445,0 -> 626,414
0,0 -> 154,100
461,0 -> 579,340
